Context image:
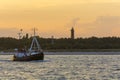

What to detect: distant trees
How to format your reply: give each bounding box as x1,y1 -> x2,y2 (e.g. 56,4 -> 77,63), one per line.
0,36 -> 120,51
0,37 -> 19,50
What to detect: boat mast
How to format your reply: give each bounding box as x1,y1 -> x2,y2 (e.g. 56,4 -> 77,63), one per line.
29,28 -> 41,52
33,27 -> 36,37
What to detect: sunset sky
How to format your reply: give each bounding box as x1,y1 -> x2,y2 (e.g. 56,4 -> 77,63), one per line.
0,0 -> 120,38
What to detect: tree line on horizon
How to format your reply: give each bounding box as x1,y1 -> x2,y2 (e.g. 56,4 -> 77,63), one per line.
0,36 -> 120,51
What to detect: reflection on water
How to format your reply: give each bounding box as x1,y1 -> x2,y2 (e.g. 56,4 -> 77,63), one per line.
0,54 -> 120,80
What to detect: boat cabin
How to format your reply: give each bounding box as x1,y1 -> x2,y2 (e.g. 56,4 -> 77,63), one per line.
14,48 -> 27,58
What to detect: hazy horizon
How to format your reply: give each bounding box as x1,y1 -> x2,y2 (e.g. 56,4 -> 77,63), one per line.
0,0 -> 120,38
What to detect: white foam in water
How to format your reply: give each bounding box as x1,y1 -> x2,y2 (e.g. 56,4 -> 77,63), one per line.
0,54 -> 120,79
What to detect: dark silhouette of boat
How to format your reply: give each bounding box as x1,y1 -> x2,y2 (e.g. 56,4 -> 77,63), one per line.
13,28 -> 44,61
13,52 -> 44,61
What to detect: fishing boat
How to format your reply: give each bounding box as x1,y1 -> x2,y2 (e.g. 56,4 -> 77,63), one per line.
13,29 -> 44,61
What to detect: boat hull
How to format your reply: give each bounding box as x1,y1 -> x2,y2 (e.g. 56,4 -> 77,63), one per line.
13,52 -> 44,61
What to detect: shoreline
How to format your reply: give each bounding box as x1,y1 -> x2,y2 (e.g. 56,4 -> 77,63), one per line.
1,51 -> 120,55
44,52 -> 120,55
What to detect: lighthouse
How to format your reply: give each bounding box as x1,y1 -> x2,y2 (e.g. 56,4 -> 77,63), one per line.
71,27 -> 74,39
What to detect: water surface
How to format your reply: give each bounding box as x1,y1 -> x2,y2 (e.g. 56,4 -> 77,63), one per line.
0,54 -> 120,80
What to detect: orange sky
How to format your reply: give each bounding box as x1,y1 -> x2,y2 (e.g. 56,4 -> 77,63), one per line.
0,0 -> 120,38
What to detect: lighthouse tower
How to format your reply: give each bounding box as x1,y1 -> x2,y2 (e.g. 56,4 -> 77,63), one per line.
71,27 -> 74,39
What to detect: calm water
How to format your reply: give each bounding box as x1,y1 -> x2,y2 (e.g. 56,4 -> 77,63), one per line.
0,54 -> 120,80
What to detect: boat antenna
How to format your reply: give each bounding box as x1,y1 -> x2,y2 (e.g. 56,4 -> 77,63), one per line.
18,29 -> 23,39
33,28 -> 36,37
